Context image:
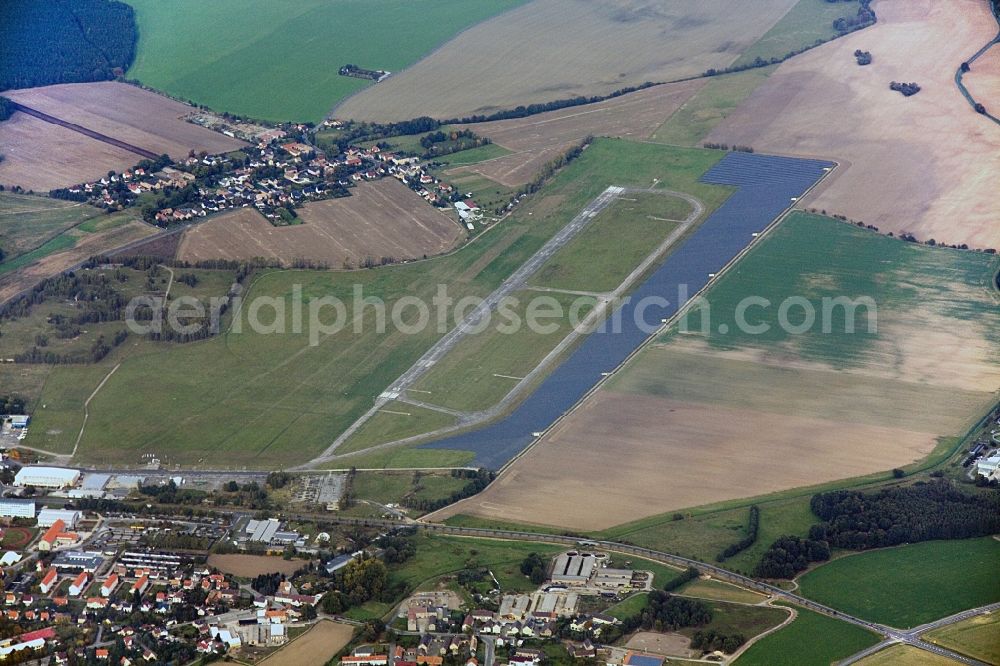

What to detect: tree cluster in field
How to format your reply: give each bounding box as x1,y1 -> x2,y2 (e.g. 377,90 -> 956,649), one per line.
266,471 -> 293,489
418,129 -> 493,159
0,395 -> 26,415
377,532 -> 417,564
691,629 -> 746,654
890,81 -> 921,96
520,552 -> 548,585
636,591 -> 713,632
251,571 -> 285,596
808,480 -> 1000,549
138,480 -> 210,507
662,566 -> 700,592
217,480 -> 271,509
0,0 -> 137,91
832,0 -> 876,34
319,557 -> 394,614
753,535 -> 830,579
402,468 -> 496,512
703,143 -> 754,153
717,505 -> 759,562
854,49 -> 872,65
0,96 -> 13,121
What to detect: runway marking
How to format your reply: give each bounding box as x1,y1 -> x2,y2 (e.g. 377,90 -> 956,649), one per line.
380,409 -> 411,416
493,373 -> 525,380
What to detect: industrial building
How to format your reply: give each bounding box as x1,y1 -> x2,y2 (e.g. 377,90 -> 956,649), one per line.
245,519 -> 281,543
592,569 -> 634,589
51,551 -> 103,572
13,466 -> 80,489
0,498 -> 36,519
976,453 -> 1000,480
37,508 -> 82,529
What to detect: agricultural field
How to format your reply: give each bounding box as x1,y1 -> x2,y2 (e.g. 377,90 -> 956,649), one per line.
0,111 -> 139,192
797,537 -> 1000,628
855,645 -> 961,666
964,44 -> 1000,107
125,0 -> 526,123
734,606 -> 881,666
0,193 -> 104,261
0,214 -> 156,303
730,0 -> 869,67
3,82 -> 246,158
651,67 -> 777,146
707,0 -> 1000,249
257,620 -> 355,666
29,139 -> 726,468
178,179 -> 464,267
437,212 -> 1000,530
451,79 -> 706,187
335,0 -> 799,121
675,578 -> 768,605
925,613 -> 1000,665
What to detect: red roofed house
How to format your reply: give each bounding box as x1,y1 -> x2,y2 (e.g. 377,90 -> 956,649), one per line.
69,572 -> 89,597
101,574 -> 119,597
40,568 -> 58,594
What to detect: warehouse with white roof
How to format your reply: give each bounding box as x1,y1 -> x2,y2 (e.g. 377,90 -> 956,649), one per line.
13,467 -> 80,489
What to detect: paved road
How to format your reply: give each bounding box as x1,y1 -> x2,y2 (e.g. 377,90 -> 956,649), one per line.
304,185 -> 629,466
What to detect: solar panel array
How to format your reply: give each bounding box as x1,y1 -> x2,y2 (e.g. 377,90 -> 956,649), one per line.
422,152 -> 835,469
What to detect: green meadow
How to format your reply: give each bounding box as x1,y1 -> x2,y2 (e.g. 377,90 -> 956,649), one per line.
126,0 -> 525,122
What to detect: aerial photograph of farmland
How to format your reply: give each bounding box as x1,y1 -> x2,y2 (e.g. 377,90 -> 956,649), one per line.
0,0 -> 997,663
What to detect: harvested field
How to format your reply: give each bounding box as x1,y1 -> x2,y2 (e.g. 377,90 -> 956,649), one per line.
336,0 -> 797,121
0,112 -> 138,192
706,0 -> 1000,249
178,179 -> 463,266
258,620 -> 355,666
3,82 -> 246,158
207,554 -> 306,577
625,632 -> 695,659
451,79 -> 706,186
964,43 -> 1000,108
439,392 -> 944,530
435,214 -> 1000,530
0,219 -> 157,304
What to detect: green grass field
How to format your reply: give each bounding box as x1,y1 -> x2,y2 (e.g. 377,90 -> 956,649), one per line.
531,192 -> 692,293
606,593 -> 649,620
0,193 -> 106,258
408,290 -> 596,413
732,0 -> 866,67
799,538 -> 1000,628
348,470 -> 468,513
735,606 -> 881,666
651,66 -> 777,146
925,613 -> 1000,664
676,578 -> 767,605
126,0 -> 525,122
338,401 -> 456,454
27,139 -> 731,468
678,601 -> 787,644
856,645 -> 961,666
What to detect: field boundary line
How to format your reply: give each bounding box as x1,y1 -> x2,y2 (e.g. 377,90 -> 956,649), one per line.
71,362 -> 122,460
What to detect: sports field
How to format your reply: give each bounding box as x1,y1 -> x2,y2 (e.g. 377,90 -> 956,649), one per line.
798,537 -> 1000,628
336,0 -> 798,121
708,0 -> 1000,249
734,606 -> 881,666
26,139 -> 729,468
925,613 -> 1000,664
438,213 -> 1000,529
125,0 -> 525,122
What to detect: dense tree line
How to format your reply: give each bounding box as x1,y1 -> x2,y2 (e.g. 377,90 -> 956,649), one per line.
251,572 -> 285,596
691,629 -> 746,654
662,566 -> 700,592
717,505 -> 759,562
444,83 -> 659,125
520,552 -> 548,585
0,395 -> 26,415
0,0 -> 137,91
754,535 -> 830,579
401,468 -> 496,512
809,481 -> 1000,549
0,96 -> 13,121
832,0 -> 876,34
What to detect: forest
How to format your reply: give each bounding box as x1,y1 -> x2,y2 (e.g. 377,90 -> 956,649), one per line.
0,0 -> 137,91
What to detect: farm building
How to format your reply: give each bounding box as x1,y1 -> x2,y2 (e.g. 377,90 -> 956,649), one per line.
9,416 -> 29,429
551,553 -> 597,585
976,453 -> 1000,479
13,467 -> 80,488
592,569 -> 634,589
37,509 -> 82,529
0,498 -> 36,519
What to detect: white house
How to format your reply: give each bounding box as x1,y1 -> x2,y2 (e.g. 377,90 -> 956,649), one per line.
976,453 -> 1000,479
